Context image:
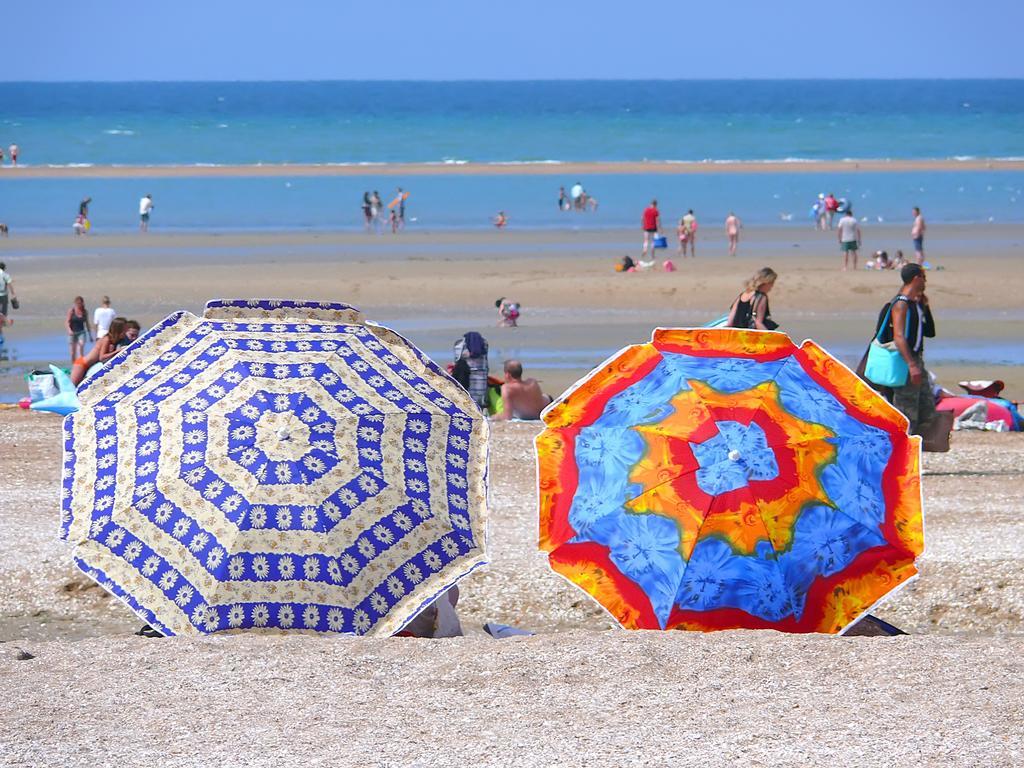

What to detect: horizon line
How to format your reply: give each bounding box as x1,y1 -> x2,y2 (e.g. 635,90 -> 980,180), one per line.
2,77 -> 1024,85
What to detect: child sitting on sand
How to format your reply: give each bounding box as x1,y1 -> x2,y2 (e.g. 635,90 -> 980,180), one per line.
496,297 -> 520,327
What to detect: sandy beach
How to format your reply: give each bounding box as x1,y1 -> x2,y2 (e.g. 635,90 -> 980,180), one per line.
3,158 -> 1024,179
1,221 -> 1023,765
2,224 -> 1022,398
1,411 -> 1022,765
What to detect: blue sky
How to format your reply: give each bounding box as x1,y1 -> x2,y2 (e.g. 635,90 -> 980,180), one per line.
3,0 -> 1022,81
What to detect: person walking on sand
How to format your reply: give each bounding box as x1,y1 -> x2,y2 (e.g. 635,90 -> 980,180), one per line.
641,199 -> 661,261
0,262 -> 17,321
492,360 -> 553,421
139,194 -> 154,232
93,295 -> 117,339
837,207 -> 861,271
873,264 -> 936,435
725,212 -> 742,257
676,215 -> 690,257
66,296 -> 91,364
911,206 -> 926,264
682,209 -> 697,257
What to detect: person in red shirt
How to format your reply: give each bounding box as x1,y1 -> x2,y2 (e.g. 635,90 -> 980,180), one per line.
824,193 -> 839,229
641,199 -> 660,260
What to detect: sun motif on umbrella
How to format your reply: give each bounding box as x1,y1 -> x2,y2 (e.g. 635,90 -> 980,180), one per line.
61,300 -> 488,637
537,328 -> 923,634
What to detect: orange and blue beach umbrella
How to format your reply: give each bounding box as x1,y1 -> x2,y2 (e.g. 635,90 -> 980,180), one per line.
537,328 -> 923,634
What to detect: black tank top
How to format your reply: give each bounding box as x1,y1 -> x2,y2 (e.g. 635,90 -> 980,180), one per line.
730,291 -> 771,329
69,309 -> 86,334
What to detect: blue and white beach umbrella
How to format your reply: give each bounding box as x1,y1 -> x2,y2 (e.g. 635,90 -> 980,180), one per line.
60,300 -> 488,636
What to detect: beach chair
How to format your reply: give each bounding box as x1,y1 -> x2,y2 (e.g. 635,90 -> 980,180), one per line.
452,332 -> 490,411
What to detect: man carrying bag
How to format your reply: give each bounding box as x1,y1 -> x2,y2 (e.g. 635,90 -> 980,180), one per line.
866,264 -> 939,439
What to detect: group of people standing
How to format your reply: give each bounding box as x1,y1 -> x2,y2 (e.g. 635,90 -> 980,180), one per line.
73,195 -> 155,235
64,295 -> 142,385
558,183 -> 598,212
641,201 -> 743,261
0,143 -> 19,166
362,188 -> 408,233
833,205 -> 926,271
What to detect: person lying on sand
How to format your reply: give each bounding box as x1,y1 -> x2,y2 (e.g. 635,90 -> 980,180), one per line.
491,359 -> 552,421
70,317 -> 127,386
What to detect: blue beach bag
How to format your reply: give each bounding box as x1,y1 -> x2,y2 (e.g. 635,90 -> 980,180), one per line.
864,300 -> 910,387
653,235 -> 668,249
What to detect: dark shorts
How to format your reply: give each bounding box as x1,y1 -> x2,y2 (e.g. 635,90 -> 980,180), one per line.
913,237 -> 924,250
841,240 -> 859,252
644,228 -> 658,234
0,296 -> 7,316
141,213 -> 150,222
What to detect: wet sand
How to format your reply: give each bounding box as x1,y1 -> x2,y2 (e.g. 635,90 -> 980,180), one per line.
3,157 -> 1024,179
2,224 -> 1022,397
1,411 -> 1022,765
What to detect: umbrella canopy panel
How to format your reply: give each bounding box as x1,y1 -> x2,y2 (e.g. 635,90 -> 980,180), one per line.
537,328 -> 923,634
61,300 -> 488,637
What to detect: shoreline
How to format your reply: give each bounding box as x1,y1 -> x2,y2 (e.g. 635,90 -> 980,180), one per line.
3,158 -> 1024,179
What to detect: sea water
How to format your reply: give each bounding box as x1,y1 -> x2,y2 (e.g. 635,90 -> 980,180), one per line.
1,80 -> 1023,231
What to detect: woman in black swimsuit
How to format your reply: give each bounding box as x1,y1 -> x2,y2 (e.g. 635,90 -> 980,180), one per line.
727,267 -> 779,330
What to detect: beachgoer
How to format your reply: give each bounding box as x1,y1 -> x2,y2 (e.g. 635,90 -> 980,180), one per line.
389,208 -> 399,234
362,192 -> 373,230
891,249 -> 907,269
0,223 -> 8,237
495,297 -> 520,327
139,194 -> 154,232
837,207 -> 861,271
93,295 -> 117,338
571,182 -> 585,211
79,197 -> 91,218
676,216 -> 690,256
682,209 -> 697,257
725,212 -> 742,257
72,215 -> 87,236
0,262 -> 16,323
9,144 -> 17,165
558,186 -> 569,211
66,296 -> 91,363
371,191 -> 383,231
911,206 -> 926,264
396,187 -> 406,227
868,250 -> 891,270
0,147 -> 4,164
825,193 -> 839,229
727,267 -> 779,331
119,320 -> 141,347
873,264 -> 936,434
492,360 -> 552,421
494,211 -> 507,229
815,193 -> 828,231
70,317 -> 127,386
641,199 -> 660,260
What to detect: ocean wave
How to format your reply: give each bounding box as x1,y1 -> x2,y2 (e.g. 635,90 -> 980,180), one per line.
487,160 -> 564,166
103,129 -> 135,136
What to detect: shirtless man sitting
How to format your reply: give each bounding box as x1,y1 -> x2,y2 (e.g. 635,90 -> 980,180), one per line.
492,359 -> 552,421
